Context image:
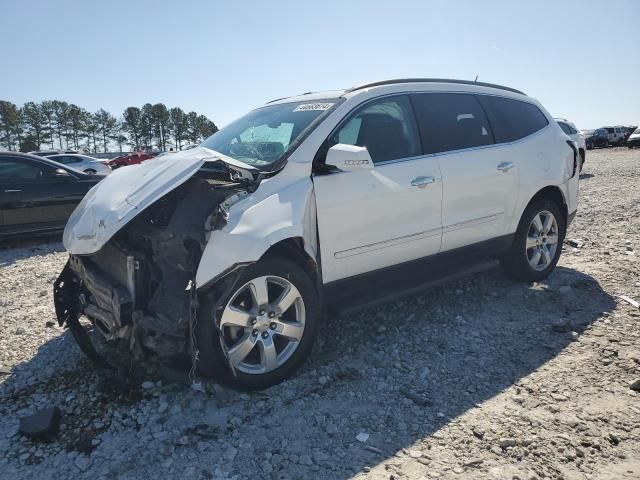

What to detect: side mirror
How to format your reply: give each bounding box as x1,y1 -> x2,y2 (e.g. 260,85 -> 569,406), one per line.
51,168 -> 72,181
325,144 -> 373,172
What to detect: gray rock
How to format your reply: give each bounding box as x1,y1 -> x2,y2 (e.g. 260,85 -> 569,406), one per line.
19,407 -> 61,438
141,381 -> 155,390
223,447 -> 238,462
629,379 -> 640,392
299,454 -> 313,466
551,318 -> 572,333
499,438 -> 518,448
74,455 -> 91,472
325,423 -> 338,435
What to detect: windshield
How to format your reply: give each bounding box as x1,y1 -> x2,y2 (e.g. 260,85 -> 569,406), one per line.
201,99 -> 339,169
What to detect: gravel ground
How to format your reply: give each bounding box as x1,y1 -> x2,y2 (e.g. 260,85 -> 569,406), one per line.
1,148 -> 639,480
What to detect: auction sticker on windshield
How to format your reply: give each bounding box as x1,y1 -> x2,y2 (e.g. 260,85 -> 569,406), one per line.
293,103 -> 334,112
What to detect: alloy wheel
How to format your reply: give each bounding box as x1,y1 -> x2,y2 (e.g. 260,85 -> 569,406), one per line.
218,275 -> 305,374
525,210 -> 559,271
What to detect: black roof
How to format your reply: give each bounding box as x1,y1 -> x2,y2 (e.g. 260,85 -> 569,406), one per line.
346,78 -> 526,96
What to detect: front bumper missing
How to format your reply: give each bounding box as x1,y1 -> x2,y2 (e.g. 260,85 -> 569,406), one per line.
53,261 -> 115,370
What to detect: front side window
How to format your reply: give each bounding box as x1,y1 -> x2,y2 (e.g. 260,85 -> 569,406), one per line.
0,159 -> 45,183
477,95 -> 549,143
328,95 -> 420,163
201,99 -> 339,169
412,93 -> 494,154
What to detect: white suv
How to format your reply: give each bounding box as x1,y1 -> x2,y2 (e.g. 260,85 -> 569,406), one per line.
57,79 -> 580,390
555,118 -> 586,170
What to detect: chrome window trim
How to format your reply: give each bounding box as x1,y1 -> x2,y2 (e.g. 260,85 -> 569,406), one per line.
319,90 -> 551,168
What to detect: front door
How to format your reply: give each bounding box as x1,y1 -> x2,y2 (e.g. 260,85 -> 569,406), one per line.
313,95 -> 443,284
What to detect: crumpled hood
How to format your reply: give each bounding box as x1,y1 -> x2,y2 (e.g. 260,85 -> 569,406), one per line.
63,147 -> 246,255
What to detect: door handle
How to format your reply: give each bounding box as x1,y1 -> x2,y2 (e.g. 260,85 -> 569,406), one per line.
4,189 -> 22,193
411,176 -> 436,188
497,162 -> 515,172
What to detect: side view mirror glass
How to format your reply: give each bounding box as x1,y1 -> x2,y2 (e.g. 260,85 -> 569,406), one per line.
325,144 -> 373,172
50,168 -> 71,181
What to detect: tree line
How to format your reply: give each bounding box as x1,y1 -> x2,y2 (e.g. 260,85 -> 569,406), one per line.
0,100 -> 218,153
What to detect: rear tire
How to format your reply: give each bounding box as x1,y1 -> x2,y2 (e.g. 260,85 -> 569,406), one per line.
196,257 -> 319,391
501,198 -> 566,282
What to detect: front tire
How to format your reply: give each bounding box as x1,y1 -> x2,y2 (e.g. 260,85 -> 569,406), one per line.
501,198 -> 566,282
196,257 -> 319,391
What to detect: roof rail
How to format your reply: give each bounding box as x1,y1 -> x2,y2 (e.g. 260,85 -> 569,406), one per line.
266,91 -> 316,104
346,78 -> 526,96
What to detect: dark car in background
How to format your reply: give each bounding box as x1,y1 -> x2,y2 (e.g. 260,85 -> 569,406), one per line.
0,152 -> 102,238
581,128 -> 609,149
108,152 -> 156,169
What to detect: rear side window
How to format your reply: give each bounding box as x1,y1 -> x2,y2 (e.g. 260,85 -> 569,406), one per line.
53,155 -> 80,164
558,122 -> 571,135
477,96 -> 549,143
412,93 -> 494,154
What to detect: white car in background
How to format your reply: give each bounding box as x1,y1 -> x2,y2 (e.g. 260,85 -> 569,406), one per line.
627,127 -> 640,148
57,79 -> 580,390
46,153 -> 112,175
556,118 -> 586,171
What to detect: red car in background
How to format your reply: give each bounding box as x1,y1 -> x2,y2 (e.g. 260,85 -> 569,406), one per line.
109,152 -> 156,169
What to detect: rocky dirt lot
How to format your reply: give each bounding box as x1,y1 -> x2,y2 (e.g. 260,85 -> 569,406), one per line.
1,148 -> 639,480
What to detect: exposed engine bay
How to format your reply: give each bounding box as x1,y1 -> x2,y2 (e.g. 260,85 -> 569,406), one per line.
54,162 -> 258,361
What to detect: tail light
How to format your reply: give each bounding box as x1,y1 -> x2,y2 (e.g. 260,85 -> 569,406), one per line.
100,160 -> 110,166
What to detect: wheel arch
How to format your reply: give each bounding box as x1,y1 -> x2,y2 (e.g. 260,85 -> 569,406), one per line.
260,237 -> 321,287
525,185 -> 568,226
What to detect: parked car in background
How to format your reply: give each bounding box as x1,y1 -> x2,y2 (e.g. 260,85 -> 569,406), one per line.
582,128 -> 609,149
59,78 -> 580,390
624,126 -> 638,142
28,149 -> 79,157
0,152 -> 102,238
47,153 -> 111,175
603,126 -> 627,145
627,127 -> 640,148
556,119 -> 586,170
109,152 -> 156,169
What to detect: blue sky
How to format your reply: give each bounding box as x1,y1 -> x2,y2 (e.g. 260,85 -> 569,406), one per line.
1,0 -> 638,129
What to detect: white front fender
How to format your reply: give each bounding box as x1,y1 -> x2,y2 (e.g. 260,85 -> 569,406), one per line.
195,177 -> 317,289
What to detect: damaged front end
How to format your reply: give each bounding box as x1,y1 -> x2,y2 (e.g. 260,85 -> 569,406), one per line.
54,156 -> 258,365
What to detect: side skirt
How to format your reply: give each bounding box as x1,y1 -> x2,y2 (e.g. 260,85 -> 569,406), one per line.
323,234 -> 514,314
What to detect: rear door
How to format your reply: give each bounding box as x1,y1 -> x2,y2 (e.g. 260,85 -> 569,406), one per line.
313,95 -> 443,283
411,92 -> 519,251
